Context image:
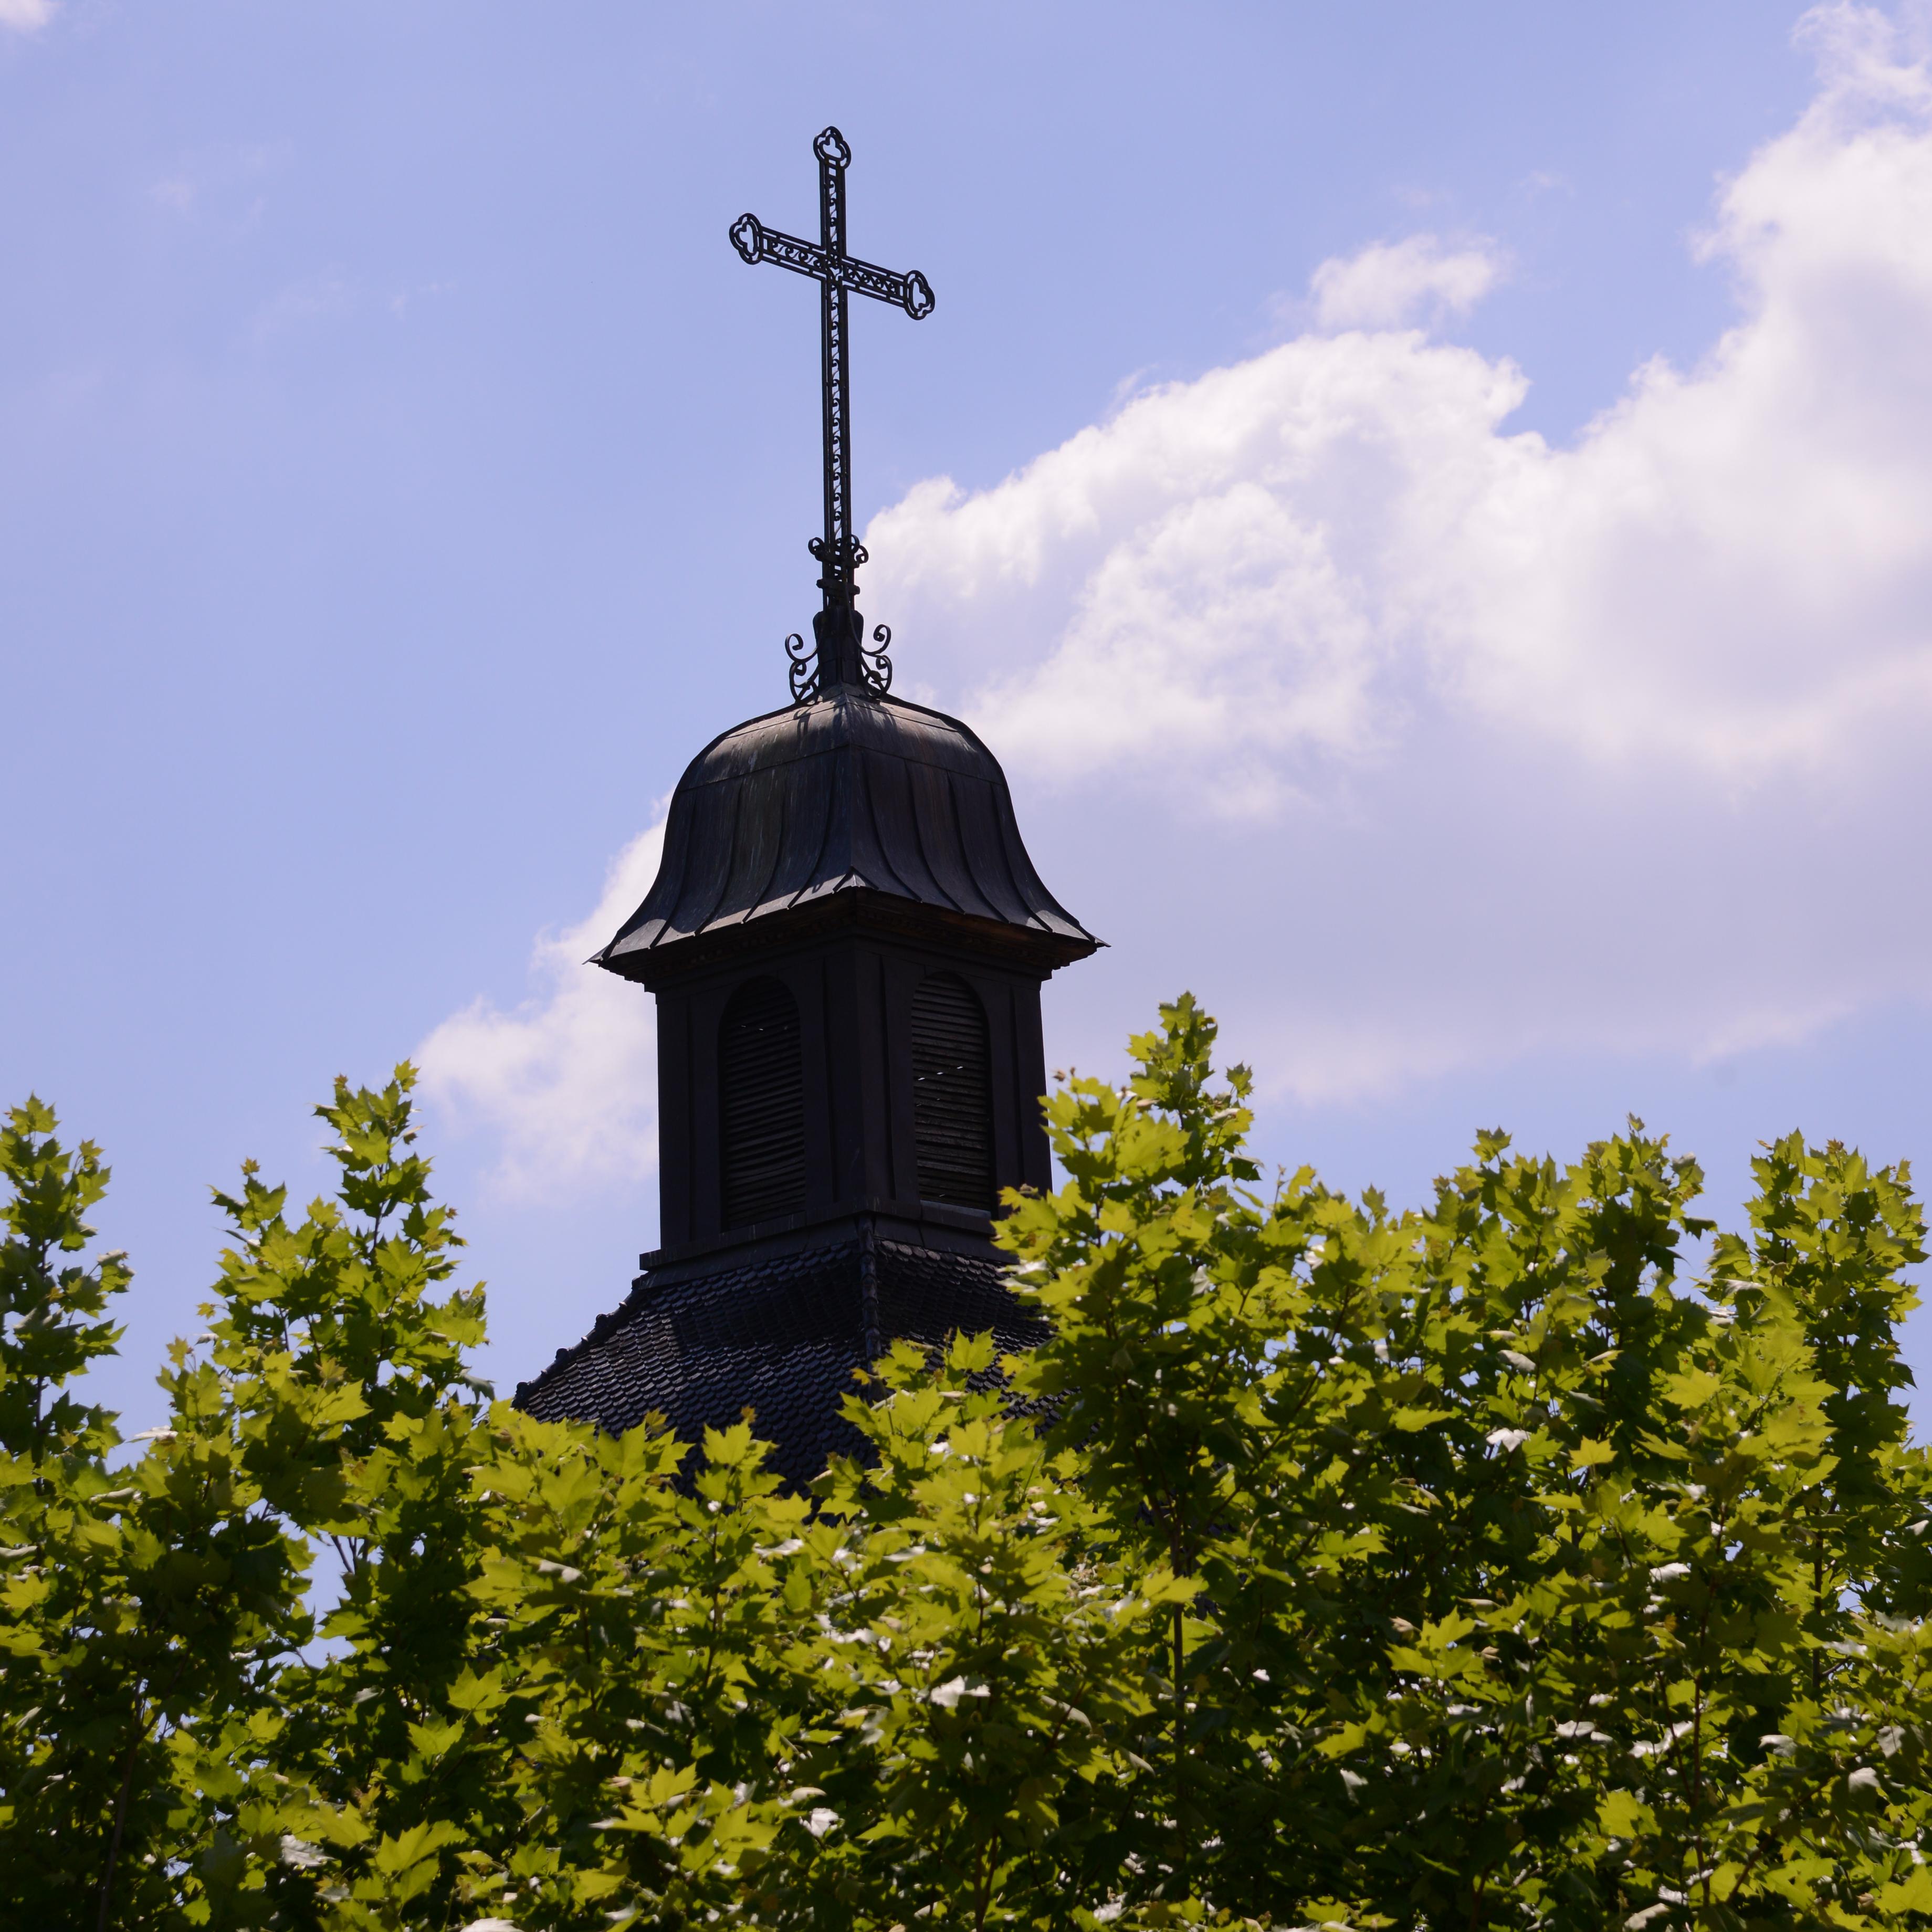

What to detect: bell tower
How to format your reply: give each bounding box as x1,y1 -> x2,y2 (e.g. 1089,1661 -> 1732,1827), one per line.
514,129 -> 1096,1484
603,690 -> 1095,1259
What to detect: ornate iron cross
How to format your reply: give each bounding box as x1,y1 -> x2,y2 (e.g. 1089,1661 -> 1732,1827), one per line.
731,126 -> 935,701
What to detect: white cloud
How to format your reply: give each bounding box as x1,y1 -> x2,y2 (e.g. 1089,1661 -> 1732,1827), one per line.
249,270 -> 356,344
874,332 -> 1516,798
858,4 -> 1932,1101
876,12 -> 1932,787
417,825 -> 664,1197
0,0 -> 55,33
1309,234 -> 1504,330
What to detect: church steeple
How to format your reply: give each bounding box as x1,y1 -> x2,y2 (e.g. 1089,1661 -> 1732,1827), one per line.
591,687 -> 1096,1261
514,131 -> 1096,1485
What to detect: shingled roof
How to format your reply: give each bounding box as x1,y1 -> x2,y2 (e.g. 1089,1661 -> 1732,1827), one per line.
594,687 -> 1096,979
513,1237 -> 1046,1490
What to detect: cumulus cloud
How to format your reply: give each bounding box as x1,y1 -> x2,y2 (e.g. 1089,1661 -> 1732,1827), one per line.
0,0 -> 55,30
417,825 -> 664,1196
425,3 -> 1932,1181
1309,234 -> 1505,330
859,3 -> 1932,1100
875,16 -> 1932,784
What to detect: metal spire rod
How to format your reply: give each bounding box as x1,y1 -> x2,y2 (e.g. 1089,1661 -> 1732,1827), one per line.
730,126 -> 935,701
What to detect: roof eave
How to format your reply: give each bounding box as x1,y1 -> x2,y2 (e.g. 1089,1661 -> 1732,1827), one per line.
594,885 -> 1100,991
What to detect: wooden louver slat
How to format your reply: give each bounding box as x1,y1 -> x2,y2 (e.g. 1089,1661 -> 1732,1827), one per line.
719,978 -> 806,1230
912,972 -> 994,1211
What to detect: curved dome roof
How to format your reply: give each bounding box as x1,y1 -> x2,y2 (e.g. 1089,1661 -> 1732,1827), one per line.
596,688 -> 1097,978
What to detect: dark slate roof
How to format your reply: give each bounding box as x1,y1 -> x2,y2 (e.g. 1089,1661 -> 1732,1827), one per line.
513,1238 -> 1046,1490
595,689 -> 1096,975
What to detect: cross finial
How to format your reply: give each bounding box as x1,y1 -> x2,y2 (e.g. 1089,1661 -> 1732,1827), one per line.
730,126 -> 935,701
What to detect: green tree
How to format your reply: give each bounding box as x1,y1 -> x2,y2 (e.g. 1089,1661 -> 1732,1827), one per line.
7,1004 -> 1932,1931
1002,999 -> 1932,1930
0,1098 -> 311,1931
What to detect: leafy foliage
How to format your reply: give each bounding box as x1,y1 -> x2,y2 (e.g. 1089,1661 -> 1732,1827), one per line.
0,1098 -> 311,1930
3,1004 -> 1932,1929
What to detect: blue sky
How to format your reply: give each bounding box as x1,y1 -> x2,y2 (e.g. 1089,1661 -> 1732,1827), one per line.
5,2 -> 1931,1422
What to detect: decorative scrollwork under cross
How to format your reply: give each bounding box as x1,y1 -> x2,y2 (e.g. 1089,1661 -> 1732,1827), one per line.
784,622 -> 894,706
731,128 -> 933,701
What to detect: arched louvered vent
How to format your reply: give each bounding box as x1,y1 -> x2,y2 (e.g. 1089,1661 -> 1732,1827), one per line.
719,978 -> 805,1230
912,972 -> 994,1212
